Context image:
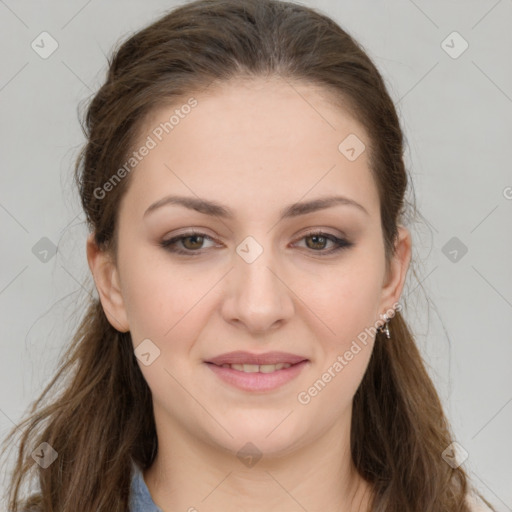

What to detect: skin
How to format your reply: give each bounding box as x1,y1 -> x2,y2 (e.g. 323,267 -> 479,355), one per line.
87,76 -> 411,512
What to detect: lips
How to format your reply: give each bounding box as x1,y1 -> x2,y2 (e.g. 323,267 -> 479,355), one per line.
205,350 -> 308,366
206,359 -> 310,392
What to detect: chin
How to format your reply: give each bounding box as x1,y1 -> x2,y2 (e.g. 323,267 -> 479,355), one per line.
209,417 -> 308,459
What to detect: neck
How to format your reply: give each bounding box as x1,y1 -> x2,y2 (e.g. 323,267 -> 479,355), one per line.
143,408 -> 373,512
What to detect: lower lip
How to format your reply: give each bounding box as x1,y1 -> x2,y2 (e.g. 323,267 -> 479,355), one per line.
205,361 -> 309,392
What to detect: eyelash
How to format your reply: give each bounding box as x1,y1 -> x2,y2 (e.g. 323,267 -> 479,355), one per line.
159,230 -> 354,256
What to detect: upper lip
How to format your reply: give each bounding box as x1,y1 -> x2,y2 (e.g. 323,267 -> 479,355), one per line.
205,351 -> 308,366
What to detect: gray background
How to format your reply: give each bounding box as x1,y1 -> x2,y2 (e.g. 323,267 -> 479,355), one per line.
1,0 -> 511,509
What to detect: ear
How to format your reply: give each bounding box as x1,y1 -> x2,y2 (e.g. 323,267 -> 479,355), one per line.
86,233 -> 130,332
378,225 -> 412,318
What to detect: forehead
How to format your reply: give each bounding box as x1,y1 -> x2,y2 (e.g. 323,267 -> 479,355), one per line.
121,77 -> 379,219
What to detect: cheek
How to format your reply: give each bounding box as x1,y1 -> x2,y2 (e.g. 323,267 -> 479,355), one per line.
117,239 -> 204,335
302,260 -> 384,345
301,343 -> 373,427
298,272 -> 379,415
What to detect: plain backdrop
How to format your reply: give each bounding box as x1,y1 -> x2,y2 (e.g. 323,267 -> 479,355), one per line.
1,0 -> 511,509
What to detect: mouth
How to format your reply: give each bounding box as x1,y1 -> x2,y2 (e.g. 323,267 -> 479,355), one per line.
205,350 -> 308,367
206,361 -> 299,373
204,359 -> 309,392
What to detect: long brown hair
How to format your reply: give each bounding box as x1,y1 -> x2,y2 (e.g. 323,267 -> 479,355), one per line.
1,0 -> 496,510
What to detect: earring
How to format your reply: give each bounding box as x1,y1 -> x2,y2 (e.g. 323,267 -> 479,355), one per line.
377,313 -> 391,339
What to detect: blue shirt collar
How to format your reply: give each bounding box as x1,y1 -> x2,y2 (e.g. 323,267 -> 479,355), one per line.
129,459 -> 163,512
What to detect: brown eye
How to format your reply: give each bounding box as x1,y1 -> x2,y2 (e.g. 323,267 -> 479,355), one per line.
181,235 -> 205,250
294,231 -> 354,255
160,231 -> 217,256
305,234 -> 329,250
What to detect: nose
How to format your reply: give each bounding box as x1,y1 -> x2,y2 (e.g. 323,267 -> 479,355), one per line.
220,243 -> 295,335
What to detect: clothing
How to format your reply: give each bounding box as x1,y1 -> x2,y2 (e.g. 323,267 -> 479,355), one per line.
129,460 -> 163,512
127,459 -> 493,512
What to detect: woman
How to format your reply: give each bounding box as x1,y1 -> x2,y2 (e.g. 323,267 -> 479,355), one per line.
1,0 -> 497,510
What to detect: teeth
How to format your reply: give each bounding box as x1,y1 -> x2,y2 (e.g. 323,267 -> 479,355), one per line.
220,363 -> 293,372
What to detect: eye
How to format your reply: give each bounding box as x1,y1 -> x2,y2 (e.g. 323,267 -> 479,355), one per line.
160,231 -> 217,255
160,230 -> 353,257
293,231 -> 353,255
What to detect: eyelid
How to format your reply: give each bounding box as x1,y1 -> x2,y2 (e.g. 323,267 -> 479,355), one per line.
161,230 -> 219,250
291,230 -> 352,252
294,228 -> 348,243
160,228 -> 353,256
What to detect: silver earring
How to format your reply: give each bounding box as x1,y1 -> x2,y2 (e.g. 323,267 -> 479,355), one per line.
377,313 -> 391,339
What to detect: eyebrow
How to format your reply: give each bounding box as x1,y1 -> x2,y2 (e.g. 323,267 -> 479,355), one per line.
143,194 -> 369,219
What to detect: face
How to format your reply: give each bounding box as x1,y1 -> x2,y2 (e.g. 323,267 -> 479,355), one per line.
88,76 -> 410,458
